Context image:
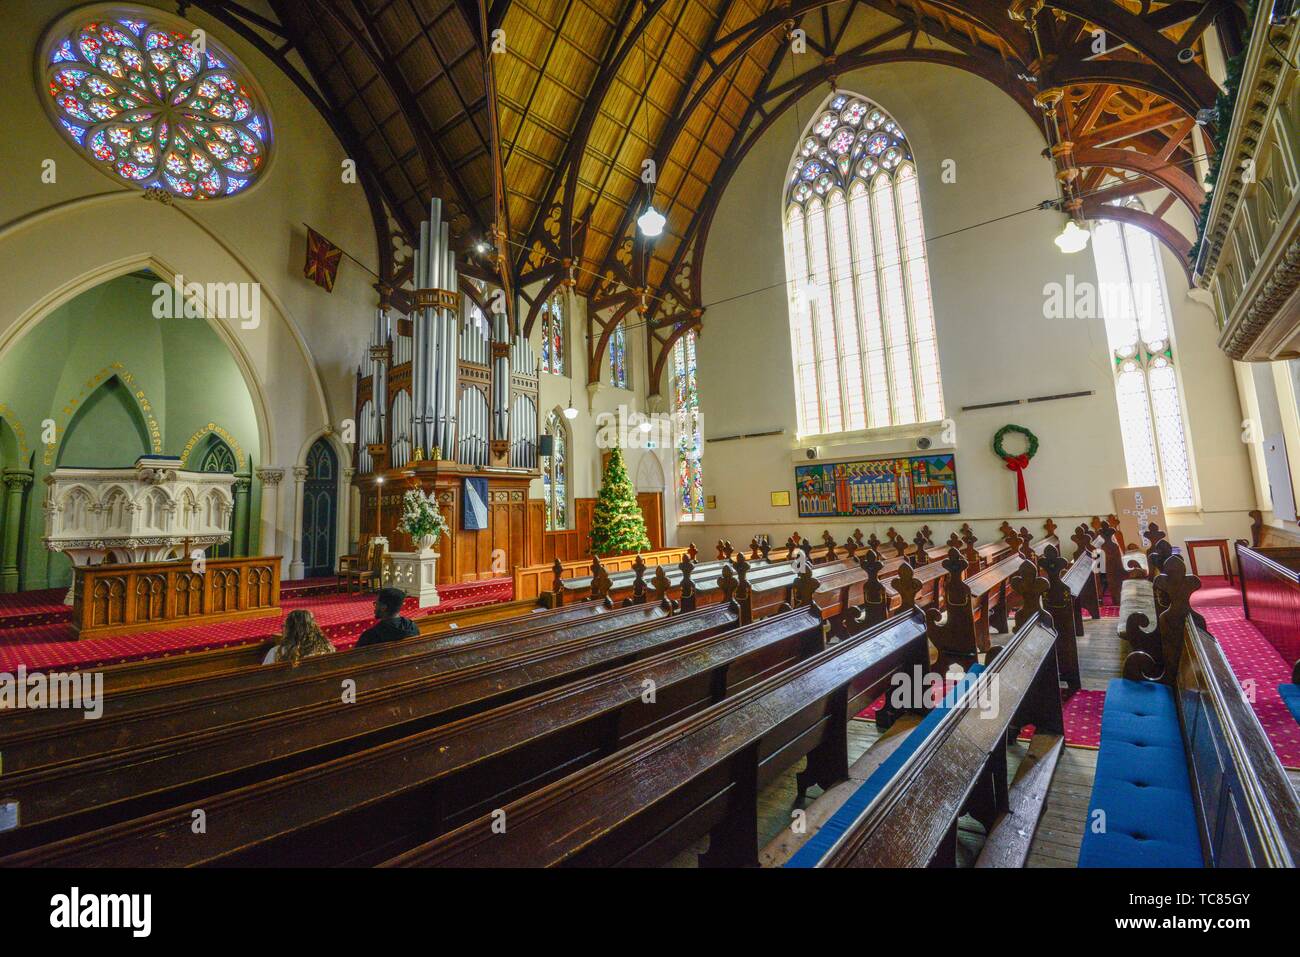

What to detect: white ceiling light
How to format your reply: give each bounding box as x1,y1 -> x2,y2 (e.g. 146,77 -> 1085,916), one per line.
637,204 -> 666,238
1054,220 -> 1091,254
563,403 -> 579,420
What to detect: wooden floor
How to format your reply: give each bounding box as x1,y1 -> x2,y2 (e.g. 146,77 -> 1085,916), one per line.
668,610 -> 1300,868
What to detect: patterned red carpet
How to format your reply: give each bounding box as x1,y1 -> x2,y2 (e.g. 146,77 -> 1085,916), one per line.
0,577 -> 513,673
854,684 -> 1105,748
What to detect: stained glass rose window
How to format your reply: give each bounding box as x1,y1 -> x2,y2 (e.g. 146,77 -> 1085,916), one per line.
41,8 -> 271,200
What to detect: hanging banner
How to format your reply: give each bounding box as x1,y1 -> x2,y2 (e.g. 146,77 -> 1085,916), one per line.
462,477 -> 489,530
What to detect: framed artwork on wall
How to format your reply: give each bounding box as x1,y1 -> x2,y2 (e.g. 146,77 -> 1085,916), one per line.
795,454 -> 959,518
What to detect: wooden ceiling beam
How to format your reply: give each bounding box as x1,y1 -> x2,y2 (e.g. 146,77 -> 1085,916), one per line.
315,0 -> 488,242
1043,0 -> 1220,110
589,0 -> 735,303
512,0 -> 644,276
1077,102 -> 1185,148
1083,197 -> 1193,280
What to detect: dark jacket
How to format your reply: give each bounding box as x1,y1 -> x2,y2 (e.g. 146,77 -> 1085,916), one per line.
355,615 -> 420,649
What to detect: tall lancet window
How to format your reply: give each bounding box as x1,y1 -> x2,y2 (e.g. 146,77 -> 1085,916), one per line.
672,329 -> 704,522
540,294 -> 564,375
543,410 -> 568,530
1092,214 -> 1195,507
609,321 -> 628,388
782,93 -> 943,436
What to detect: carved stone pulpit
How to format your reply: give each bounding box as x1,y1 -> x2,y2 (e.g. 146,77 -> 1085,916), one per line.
43,456 -> 236,603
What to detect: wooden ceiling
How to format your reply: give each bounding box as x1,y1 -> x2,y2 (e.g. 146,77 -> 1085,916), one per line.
197,0 -> 1243,388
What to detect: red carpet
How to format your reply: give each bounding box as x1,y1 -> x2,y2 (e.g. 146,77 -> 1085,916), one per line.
1198,605 -> 1300,770
0,578 -> 513,673
853,683 -> 1106,749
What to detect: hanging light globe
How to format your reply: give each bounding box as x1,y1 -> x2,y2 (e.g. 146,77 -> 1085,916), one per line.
637,203 -> 666,238
1054,220 -> 1091,254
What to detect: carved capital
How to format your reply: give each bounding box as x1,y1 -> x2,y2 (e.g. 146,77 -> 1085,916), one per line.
256,468 -> 284,485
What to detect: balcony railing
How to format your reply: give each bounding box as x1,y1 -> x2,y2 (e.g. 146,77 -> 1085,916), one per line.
1195,6 -> 1299,361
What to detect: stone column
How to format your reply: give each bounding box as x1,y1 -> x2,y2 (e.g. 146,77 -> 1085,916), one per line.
341,466 -> 356,555
231,474 -> 251,556
256,467 -> 284,562
1,469 -> 34,593
289,465 -> 308,579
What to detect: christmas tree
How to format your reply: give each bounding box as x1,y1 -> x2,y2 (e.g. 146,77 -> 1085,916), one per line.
590,446 -> 652,556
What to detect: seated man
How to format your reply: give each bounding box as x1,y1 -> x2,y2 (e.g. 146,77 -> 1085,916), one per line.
355,587 -> 419,648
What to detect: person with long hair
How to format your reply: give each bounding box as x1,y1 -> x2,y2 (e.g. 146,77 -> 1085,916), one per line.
263,609 -> 336,664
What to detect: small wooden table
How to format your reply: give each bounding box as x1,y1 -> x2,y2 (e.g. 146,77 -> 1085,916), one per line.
1182,537 -> 1234,585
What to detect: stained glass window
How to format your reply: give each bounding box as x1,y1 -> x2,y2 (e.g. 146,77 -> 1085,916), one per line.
540,294 -> 564,375
672,328 -> 704,522
41,10 -> 271,201
543,411 -> 567,530
609,321 -> 628,389
1092,213 -> 1195,507
782,93 -> 943,436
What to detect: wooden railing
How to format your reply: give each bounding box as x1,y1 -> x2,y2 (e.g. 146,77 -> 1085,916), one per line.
1236,542 -> 1300,668
512,546 -> 693,603
70,556 -> 282,640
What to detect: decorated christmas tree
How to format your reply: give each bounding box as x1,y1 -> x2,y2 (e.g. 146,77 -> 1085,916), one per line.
590,446 -> 652,556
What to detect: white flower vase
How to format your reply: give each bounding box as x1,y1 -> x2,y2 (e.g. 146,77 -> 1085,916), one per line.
417,533 -> 438,553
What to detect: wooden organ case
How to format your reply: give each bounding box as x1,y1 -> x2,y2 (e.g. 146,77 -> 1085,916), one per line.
352,200 -> 541,585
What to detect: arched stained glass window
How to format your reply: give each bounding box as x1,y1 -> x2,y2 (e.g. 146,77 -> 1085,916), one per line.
1092,214 -> 1194,507
543,410 -> 567,530
540,294 -> 565,375
40,8 -> 271,201
198,436 -> 236,557
782,93 -> 943,436
609,322 -> 628,389
672,329 -> 704,522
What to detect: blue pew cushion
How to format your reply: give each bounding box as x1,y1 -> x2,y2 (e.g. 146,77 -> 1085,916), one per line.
1078,678 -> 1202,868
1280,684 -> 1300,726
785,665 -> 985,868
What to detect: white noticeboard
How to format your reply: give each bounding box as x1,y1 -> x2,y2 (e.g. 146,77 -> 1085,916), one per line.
1111,485 -> 1167,550
1262,433 -> 1297,521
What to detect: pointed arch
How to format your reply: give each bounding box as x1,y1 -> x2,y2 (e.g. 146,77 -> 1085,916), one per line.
56,374 -> 151,467
542,408 -> 569,531
782,91 -> 944,437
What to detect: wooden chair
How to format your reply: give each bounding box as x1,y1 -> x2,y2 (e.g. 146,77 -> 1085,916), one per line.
338,537 -> 388,594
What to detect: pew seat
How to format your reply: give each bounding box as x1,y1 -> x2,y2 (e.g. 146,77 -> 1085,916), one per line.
1280,682 -> 1300,725
784,664 -> 985,868
1078,678 -> 1202,868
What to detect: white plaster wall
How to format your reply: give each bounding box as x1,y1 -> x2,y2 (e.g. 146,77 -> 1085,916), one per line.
688,61 -> 1256,556
0,1 -> 381,576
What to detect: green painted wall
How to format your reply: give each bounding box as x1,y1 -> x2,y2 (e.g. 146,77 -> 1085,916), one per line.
0,271 -> 262,590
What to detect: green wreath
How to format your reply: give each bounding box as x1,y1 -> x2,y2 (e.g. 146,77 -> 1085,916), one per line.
992,424 -> 1039,461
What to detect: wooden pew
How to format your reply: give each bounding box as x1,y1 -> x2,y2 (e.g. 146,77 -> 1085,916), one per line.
1236,538 -> 1300,670
379,606 -> 931,868
0,600 -> 668,773
38,595 -> 585,699
1080,557 -> 1300,867
0,604 -> 827,866
789,612 -> 1064,868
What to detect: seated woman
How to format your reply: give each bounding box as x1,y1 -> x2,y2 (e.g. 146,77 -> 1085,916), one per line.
263,609 -> 336,665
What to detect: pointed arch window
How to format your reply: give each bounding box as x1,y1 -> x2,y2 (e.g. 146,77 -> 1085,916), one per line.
540,294 -> 565,375
543,410 -> 568,530
1092,213 -> 1195,507
782,93 -> 943,436
672,328 -> 704,522
609,321 -> 628,389
198,436 -> 236,558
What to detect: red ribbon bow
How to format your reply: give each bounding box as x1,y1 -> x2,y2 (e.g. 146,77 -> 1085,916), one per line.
1003,454 -> 1030,511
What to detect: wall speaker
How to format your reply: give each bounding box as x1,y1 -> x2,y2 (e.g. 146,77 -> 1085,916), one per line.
805,447 -> 818,460
1176,47 -> 1196,64
538,434 -> 554,457
916,436 -> 933,450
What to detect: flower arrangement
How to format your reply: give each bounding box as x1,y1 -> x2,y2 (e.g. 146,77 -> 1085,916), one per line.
399,488 -> 448,545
